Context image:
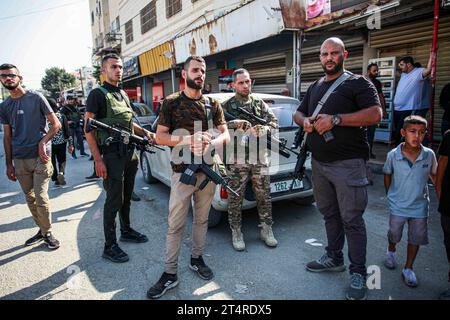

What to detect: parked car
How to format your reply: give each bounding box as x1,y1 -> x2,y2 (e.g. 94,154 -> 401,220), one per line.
132,102 -> 157,127
140,93 -> 313,227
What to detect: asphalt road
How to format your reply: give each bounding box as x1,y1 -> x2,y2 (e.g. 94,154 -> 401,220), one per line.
0,137 -> 448,300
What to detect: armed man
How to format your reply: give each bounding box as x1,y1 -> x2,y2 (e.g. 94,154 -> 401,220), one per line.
222,68 -> 278,251
84,53 -> 155,263
147,56 -> 230,299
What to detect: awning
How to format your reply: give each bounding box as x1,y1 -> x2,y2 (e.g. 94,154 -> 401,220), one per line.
138,42 -> 173,77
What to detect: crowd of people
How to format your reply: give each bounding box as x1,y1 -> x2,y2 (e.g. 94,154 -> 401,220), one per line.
0,36 -> 449,301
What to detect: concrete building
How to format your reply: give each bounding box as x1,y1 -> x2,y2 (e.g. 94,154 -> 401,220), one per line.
88,0 -> 450,142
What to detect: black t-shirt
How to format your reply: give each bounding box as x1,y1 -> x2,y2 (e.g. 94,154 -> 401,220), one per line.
440,83 -> 450,121
372,78 -> 383,95
86,81 -> 126,118
297,73 -> 380,162
438,130 -> 450,216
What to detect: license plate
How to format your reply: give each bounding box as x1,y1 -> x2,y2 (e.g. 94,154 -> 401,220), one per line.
270,179 -> 303,193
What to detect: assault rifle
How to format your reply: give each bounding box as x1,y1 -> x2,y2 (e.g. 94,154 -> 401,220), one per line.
85,118 -> 163,154
180,162 -> 239,197
222,107 -> 299,159
290,128 -> 308,190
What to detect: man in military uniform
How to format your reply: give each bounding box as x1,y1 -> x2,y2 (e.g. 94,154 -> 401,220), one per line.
62,97 -> 89,158
147,56 -> 230,299
84,53 -> 155,263
222,68 -> 278,251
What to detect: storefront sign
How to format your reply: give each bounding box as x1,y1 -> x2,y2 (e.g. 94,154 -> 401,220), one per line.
123,56 -> 140,79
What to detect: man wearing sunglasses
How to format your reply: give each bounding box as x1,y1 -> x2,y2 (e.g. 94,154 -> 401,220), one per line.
0,63 -> 62,250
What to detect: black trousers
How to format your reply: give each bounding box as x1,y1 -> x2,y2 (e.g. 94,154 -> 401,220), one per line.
71,126 -> 86,155
441,214 -> 450,282
102,148 -> 138,248
393,110 -> 413,146
51,143 -> 67,181
312,158 -> 369,276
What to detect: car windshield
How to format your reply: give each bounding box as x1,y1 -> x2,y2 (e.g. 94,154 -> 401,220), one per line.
269,104 -> 297,128
133,103 -> 154,116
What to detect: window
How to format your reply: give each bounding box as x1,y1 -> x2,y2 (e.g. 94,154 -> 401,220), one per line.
166,0 -> 182,18
91,11 -> 94,25
125,20 -> 133,44
141,1 -> 157,34
111,16 -> 120,32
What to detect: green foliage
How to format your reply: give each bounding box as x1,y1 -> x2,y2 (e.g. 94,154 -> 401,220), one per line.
41,67 -> 76,98
93,65 -> 101,84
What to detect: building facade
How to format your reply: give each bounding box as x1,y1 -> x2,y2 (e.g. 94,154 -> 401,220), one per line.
88,0 -> 450,141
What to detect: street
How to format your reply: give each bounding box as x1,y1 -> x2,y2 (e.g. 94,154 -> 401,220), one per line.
0,137 -> 448,300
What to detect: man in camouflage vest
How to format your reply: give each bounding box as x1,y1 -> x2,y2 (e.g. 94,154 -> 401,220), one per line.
84,53 -> 155,263
222,68 -> 278,251
147,56 -> 230,299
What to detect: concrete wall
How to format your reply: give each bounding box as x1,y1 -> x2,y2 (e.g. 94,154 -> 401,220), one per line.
119,0 -> 245,58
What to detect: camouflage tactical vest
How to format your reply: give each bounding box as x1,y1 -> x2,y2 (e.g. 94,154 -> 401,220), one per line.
224,95 -> 264,124
95,86 -> 134,146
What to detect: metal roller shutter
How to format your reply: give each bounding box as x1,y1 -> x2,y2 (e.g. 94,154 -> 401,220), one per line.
243,53 -> 286,94
205,68 -> 221,93
370,16 -> 450,140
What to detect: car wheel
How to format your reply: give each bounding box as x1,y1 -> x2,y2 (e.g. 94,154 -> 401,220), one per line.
208,207 -> 223,228
292,195 -> 315,206
140,152 -> 158,184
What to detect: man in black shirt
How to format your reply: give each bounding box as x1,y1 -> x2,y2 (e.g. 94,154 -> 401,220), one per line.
85,53 -> 155,263
365,63 -> 386,159
440,83 -> 450,135
436,130 -> 450,300
293,37 -> 382,300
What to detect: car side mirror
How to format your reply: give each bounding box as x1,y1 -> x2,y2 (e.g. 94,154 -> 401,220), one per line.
150,116 -> 159,133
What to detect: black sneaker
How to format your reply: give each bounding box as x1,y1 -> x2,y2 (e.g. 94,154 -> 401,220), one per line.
147,272 -> 179,299
102,244 -> 129,263
306,253 -> 346,272
189,255 -> 214,280
120,229 -> 148,243
346,273 -> 367,300
80,153 -> 90,157
131,192 -> 141,201
43,232 -> 60,250
24,230 -> 44,246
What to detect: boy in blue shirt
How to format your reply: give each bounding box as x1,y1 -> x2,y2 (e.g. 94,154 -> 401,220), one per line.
383,115 -> 437,287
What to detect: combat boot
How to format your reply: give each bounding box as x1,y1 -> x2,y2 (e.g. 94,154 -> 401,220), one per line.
230,226 -> 245,251
260,223 -> 278,247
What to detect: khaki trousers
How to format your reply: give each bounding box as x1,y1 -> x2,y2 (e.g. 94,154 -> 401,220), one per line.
14,157 -> 53,235
165,172 -> 215,274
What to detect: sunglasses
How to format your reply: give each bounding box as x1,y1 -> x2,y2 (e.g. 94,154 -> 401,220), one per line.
0,74 -> 19,79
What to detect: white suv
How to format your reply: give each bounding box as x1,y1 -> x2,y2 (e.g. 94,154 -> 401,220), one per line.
140,93 -> 313,227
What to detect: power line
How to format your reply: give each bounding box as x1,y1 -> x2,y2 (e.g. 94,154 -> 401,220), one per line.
0,0 -> 85,21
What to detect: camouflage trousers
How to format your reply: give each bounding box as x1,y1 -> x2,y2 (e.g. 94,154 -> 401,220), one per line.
227,164 -> 273,228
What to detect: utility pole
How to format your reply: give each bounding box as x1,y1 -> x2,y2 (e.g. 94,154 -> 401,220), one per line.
79,68 -> 85,98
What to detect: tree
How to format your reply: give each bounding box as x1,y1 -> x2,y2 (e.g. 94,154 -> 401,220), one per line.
41,67 -> 76,98
93,64 -> 101,84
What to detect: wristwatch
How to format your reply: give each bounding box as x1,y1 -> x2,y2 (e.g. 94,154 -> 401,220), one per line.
331,114 -> 342,127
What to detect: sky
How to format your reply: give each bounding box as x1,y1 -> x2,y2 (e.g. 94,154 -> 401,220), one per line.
0,0 -> 93,90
